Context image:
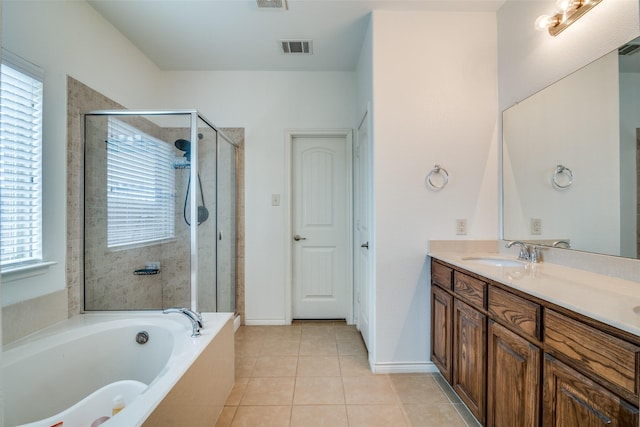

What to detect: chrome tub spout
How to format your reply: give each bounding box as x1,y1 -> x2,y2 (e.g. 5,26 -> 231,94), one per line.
163,307 -> 203,337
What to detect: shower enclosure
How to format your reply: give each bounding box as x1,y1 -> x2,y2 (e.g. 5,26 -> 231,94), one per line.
83,110 -> 238,313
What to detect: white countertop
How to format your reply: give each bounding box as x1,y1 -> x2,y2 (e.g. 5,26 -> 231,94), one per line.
429,251 -> 640,338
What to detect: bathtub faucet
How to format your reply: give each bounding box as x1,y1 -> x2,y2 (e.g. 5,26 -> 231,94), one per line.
163,307 -> 203,338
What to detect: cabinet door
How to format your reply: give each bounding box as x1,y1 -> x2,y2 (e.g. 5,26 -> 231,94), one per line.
453,298 -> 486,424
543,355 -> 639,427
487,320 -> 541,427
431,285 -> 452,383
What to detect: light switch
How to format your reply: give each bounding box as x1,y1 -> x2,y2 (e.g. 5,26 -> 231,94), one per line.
272,194 -> 281,206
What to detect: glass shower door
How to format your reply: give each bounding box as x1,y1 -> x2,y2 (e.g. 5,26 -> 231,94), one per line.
195,120 -> 217,312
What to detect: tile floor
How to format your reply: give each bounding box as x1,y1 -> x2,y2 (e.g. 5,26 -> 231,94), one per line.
215,321 -> 480,427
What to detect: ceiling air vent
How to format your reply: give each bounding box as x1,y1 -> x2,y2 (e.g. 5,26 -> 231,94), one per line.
281,40 -> 313,55
619,43 -> 640,56
256,0 -> 286,9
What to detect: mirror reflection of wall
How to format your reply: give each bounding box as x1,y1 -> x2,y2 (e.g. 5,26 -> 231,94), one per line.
503,50 -> 623,257
619,37 -> 640,259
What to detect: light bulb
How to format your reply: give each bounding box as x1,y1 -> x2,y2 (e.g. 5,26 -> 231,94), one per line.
555,0 -> 572,12
535,15 -> 552,31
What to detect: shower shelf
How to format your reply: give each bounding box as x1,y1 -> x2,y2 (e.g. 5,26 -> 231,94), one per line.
134,268 -> 160,275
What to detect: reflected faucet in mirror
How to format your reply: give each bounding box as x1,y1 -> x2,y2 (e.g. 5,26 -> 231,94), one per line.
552,240 -> 571,248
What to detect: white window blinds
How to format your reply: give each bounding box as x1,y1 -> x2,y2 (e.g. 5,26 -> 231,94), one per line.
0,51 -> 44,269
106,118 -> 175,248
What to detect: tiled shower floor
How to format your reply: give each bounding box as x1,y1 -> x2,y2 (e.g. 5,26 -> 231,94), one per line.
215,321 -> 480,426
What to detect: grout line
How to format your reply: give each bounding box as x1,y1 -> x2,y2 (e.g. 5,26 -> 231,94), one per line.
431,374 -> 480,427
236,323 -> 468,426
386,374 -> 413,427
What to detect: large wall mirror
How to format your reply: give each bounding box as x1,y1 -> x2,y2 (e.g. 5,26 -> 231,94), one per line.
503,37 -> 640,259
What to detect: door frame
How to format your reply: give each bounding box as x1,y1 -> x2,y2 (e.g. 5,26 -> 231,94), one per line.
354,107 -> 374,353
284,129 -> 354,324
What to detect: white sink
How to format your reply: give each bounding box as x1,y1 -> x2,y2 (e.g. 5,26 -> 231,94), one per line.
462,257 -> 526,268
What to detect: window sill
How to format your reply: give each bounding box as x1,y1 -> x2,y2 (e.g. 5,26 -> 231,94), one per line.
1,261 -> 58,283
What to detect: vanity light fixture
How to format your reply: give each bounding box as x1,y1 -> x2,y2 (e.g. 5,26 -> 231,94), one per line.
535,0 -> 603,36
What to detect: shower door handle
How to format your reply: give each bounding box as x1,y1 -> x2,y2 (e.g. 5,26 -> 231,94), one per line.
293,234 -> 307,241
361,242 -> 369,249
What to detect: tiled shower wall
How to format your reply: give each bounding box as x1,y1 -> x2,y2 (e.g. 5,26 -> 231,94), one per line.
84,114 -> 170,310
67,77 -> 245,318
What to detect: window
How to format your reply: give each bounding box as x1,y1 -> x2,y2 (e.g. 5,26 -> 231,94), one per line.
106,118 -> 175,248
0,51 -> 44,270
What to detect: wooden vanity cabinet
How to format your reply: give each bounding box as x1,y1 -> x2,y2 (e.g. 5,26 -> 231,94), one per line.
431,262 -> 488,423
451,270 -> 488,424
487,320 -> 541,427
486,284 -> 542,427
543,354 -> 639,427
453,298 -> 487,424
543,309 -> 640,427
430,258 -> 640,427
432,261 -> 453,290
544,309 -> 640,405
431,285 -> 453,383
431,262 -> 453,382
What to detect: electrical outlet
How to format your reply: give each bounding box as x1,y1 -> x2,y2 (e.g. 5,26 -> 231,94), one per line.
272,194 -> 280,206
456,219 -> 467,235
530,218 -> 542,235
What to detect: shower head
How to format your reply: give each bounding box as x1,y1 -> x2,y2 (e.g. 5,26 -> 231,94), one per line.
175,139 -> 191,162
175,139 -> 190,152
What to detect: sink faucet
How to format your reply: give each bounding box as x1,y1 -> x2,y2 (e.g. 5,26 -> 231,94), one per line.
505,241 -> 541,263
163,307 -> 203,337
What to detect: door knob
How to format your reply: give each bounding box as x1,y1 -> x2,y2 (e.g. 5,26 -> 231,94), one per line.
293,234 -> 307,241
361,242 -> 369,249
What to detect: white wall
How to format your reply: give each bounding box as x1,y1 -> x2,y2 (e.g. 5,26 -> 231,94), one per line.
356,16 -> 373,125
498,0 -> 639,110
158,71 -> 357,323
371,11 -> 499,369
1,0 -> 161,330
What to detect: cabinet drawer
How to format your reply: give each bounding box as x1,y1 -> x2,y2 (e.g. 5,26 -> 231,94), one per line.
454,271 -> 486,309
545,309 -> 640,401
432,261 -> 453,290
488,286 -> 541,341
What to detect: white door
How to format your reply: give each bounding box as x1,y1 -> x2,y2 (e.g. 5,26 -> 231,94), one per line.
292,135 -> 349,319
355,113 -> 372,349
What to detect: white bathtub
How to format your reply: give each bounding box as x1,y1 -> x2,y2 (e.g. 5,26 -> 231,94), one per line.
2,311 -> 233,427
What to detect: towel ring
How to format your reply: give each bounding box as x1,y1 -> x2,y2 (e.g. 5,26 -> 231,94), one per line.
426,165 -> 448,191
552,164 -> 573,189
